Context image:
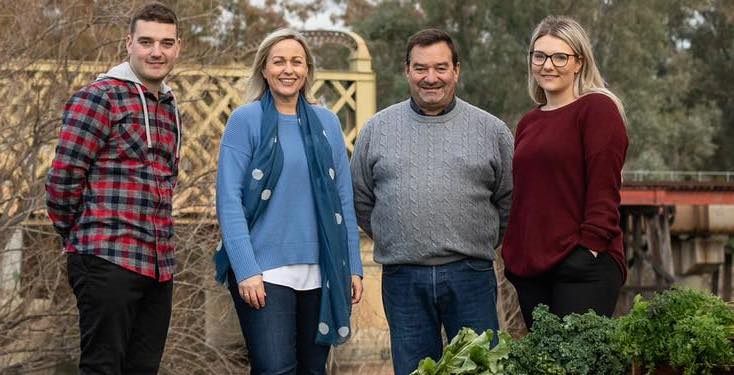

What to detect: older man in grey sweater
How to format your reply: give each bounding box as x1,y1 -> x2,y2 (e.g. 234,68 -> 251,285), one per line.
351,29 -> 513,375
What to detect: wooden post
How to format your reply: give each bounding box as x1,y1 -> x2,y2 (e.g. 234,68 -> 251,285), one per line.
658,207 -> 676,279
347,31 -> 376,153
1,228 -> 23,295
645,206 -> 676,288
723,246 -> 732,301
633,213 -> 644,288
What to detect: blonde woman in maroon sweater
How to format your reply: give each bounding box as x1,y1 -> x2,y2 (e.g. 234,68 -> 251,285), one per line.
502,15 -> 628,328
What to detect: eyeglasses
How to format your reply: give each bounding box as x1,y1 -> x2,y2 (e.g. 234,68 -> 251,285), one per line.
529,51 -> 579,67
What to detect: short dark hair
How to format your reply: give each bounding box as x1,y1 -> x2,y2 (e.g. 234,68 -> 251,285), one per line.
129,2 -> 179,37
405,28 -> 459,66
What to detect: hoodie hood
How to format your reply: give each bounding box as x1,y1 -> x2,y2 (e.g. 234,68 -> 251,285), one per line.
97,62 -> 173,94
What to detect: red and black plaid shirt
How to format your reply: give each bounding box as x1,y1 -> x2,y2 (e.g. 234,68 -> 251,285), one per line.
46,77 -> 181,281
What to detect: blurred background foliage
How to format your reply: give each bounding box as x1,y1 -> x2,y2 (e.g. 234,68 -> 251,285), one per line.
2,0 -> 731,169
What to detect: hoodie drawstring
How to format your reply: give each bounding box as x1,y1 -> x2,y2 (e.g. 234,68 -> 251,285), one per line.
134,83 -> 181,158
134,83 -> 153,149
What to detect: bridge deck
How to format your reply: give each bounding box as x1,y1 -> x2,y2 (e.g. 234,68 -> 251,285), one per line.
621,180 -> 734,205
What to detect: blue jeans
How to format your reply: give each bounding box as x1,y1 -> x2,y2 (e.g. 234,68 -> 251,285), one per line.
227,270 -> 330,375
382,258 -> 499,375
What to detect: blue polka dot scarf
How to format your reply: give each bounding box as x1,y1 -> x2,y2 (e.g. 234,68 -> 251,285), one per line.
214,90 -> 353,346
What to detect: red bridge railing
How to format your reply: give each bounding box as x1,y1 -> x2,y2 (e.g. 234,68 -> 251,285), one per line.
621,170 -> 734,205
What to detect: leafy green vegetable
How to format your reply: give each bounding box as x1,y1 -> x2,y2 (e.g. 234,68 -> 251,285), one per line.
410,328 -> 512,375
615,287 -> 734,375
409,288 -> 734,375
505,305 -> 626,375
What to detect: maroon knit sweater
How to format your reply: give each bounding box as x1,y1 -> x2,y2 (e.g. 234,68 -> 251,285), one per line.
502,93 -> 628,280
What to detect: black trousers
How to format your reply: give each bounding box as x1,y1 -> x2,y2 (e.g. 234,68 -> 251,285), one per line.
506,246 -> 623,328
67,254 -> 173,375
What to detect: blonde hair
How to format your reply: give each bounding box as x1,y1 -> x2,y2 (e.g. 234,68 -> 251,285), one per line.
528,16 -> 626,123
243,28 -> 316,103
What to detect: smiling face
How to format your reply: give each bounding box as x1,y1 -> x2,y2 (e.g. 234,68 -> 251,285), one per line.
126,20 -> 180,93
405,41 -> 460,115
531,35 -> 582,106
262,38 -> 308,106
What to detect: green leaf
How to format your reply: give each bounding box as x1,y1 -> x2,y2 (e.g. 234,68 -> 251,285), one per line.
412,328 -> 513,375
410,357 -> 438,375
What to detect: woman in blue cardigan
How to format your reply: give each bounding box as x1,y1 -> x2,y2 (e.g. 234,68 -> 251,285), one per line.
215,28 -> 363,374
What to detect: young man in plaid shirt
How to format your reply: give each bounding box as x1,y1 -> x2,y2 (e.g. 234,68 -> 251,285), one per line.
45,3 -> 182,373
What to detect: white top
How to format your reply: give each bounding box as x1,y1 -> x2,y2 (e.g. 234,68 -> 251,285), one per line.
263,264 -> 321,290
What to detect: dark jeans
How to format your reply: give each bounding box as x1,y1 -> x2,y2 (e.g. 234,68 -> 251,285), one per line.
506,246 -> 623,328
226,270 -> 330,375
67,254 -> 172,375
381,258 -> 499,375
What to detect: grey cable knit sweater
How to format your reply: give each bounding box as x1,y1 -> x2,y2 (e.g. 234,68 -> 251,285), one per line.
351,98 -> 514,266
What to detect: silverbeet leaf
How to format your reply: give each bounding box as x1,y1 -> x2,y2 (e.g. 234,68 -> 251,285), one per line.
410,328 -> 512,375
